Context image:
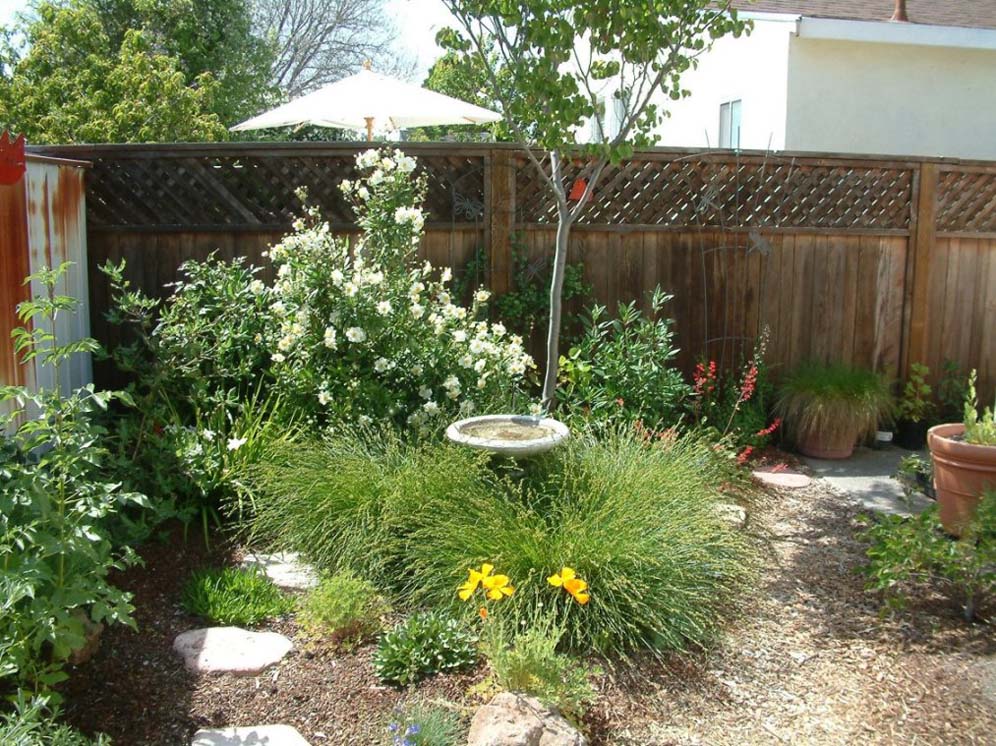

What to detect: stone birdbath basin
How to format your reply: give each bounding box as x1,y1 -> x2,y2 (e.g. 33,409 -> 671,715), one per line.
445,414 -> 569,457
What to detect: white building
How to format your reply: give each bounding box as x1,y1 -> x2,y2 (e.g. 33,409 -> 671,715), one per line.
588,1 -> 996,159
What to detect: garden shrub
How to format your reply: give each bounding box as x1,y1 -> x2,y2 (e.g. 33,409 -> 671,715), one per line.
299,572 -> 389,650
180,567 -> 293,626
385,702 -> 463,746
373,611 -> 479,686
0,695 -> 108,745
261,148 -> 533,430
483,615 -> 598,720
556,289 -> 690,429
861,490 -> 996,622
246,425 -> 753,657
406,426 -> 754,656
1,265 -> 146,692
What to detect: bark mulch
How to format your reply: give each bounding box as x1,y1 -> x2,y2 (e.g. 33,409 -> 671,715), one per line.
61,477 -> 995,745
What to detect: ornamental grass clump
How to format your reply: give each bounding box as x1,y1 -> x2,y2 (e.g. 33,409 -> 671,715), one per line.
180,567 -> 293,626
776,362 -> 894,449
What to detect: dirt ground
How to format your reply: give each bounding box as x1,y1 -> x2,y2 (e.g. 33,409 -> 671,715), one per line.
61,478 -> 995,745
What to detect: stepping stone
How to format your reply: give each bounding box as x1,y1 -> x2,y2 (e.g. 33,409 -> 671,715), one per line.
241,552 -> 318,591
191,725 -> 311,746
173,627 -> 292,675
752,467 -> 812,489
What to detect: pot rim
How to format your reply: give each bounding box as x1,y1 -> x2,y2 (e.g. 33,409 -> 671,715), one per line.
928,423 -> 996,460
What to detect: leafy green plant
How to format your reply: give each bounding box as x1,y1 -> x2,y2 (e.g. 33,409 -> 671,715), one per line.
456,242 -> 591,344
180,567 -> 293,626
556,288 -> 690,429
894,454 -> 934,500
898,363 -> 934,423
963,370 -> 996,446
385,702 -> 463,746
936,359 -> 968,423
299,572 -> 389,650
373,612 -> 479,686
861,491 -> 996,622
1,264 -> 147,694
0,694 -> 109,745
775,362 -> 894,446
483,616 -> 598,720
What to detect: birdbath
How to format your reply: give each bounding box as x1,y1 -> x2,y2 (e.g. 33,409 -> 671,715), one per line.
445,414 -> 569,457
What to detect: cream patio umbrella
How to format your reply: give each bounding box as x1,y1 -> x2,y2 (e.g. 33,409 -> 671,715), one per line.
231,63 -> 501,140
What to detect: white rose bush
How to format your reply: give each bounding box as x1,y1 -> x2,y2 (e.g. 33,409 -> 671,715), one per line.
261,148 -> 534,431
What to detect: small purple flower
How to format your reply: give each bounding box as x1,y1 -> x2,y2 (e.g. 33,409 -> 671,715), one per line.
388,723 -> 399,733
406,724 -> 421,736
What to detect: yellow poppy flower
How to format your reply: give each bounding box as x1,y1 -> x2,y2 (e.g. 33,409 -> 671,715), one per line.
482,572 -> 515,600
547,566 -> 590,605
457,562 -> 493,601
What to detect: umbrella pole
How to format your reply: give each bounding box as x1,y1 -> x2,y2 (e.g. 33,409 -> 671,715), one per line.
365,117 -> 374,142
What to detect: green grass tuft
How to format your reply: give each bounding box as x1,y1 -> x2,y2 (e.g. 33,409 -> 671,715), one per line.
180,566 -> 294,626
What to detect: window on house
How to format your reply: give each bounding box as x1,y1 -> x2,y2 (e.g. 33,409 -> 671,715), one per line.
718,99 -> 742,149
589,91 -> 628,142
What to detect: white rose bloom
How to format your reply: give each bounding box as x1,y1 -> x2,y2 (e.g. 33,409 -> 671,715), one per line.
508,359 -> 527,376
344,282 -> 358,297
323,326 -> 338,349
278,263 -> 292,278
474,359 -> 487,373
410,281 -> 425,295
227,437 -> 247,451
475,289 -> 491,304
477,376 -> 489,390
469,339 -> 487,355
446,388 -> 460,400
376,300 -> 393,316
459,400 -> 475,415
249,280 -> 265,295
357,149 -> 379,168
411,364 -> 424,377
458,354 -> 473,368
318,390 -> 332,406
340,179 -> 352,193
366,270 -> 384,286
423,400 -> 440,415
438,292 -> 451,305
346,326 -> 367,343
331,269 -> 345,286
444,375 -> 460,390
492,322 -> 507,338
368,169 -> 384,186
374,357 -> 390,372
200,429 -> 216,441
452,330 -> 467,343
441,267 -> 452,283
357,186 -> 370,200
271,301 -> 287,316
410,303 -> 425,318
396,155 -> 416,173
380,157 -> 395,171
272,352 -> 286,363
419,385 -> 432,400
277,335 -> 294,352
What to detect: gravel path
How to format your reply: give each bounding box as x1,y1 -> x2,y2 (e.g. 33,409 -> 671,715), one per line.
593,480 -> 996,745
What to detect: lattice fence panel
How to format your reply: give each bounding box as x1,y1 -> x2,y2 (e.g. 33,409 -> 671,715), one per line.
515,155 -> 914,230
82,152 -> 486,229
936,169 -> 996,233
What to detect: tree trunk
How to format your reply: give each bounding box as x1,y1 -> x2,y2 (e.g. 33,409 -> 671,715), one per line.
541,151 -> 572,409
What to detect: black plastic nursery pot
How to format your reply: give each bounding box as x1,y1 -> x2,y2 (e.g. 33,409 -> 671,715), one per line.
895,419 -> 929,450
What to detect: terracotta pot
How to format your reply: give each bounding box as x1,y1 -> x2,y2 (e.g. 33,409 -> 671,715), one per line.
927,423 -> 996,535
796,429 -> 856,460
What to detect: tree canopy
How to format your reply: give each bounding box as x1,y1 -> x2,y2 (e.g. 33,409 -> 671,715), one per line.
0,0 -> 274,143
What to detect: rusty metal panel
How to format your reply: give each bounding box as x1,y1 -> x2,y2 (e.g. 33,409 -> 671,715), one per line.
24,158 -> 92,397
1,156 -> 90,427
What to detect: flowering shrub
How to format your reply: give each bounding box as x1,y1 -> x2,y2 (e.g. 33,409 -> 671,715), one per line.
692,331 -> 779,462
261,148 -> 533,431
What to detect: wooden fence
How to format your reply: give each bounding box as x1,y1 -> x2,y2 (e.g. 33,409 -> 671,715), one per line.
27,142 -> 996,398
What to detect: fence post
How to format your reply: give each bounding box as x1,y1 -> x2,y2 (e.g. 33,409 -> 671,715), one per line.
486,148 -> 515,296
903,161 -> 939,377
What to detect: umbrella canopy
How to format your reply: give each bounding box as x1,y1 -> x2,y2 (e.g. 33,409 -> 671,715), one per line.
231,67 -> 502,140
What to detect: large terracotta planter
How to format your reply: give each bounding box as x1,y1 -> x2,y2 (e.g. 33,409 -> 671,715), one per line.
927,423 -> 996,534
796,429 -> 856,460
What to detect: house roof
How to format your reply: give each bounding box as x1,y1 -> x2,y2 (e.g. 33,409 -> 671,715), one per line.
730,1 -> 996,31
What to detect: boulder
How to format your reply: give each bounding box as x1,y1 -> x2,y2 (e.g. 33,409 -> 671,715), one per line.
173,627 -> 293,674
467,692 -> 587,746
191,725 -> 310,746
240,552 -> 318,591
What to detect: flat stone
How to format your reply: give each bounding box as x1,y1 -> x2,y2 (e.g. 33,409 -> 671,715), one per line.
802,446 -> 933,516
241,552 -> 318,591
468,692 -> 587,746
173,627 -> 292,675
191,725 -> 310,746
715,503 -> 747,529
752,468 -> 812,489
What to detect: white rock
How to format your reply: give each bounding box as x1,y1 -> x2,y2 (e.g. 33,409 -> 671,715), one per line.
241,552 -> 319,591
752,468 -> 812,489
191,725 -> 310,746
715,503 -> 748,530
467,692 -> 587,746
173,627 -> 293,674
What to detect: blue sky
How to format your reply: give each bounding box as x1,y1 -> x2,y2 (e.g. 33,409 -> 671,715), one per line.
1,0 -> 453,77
